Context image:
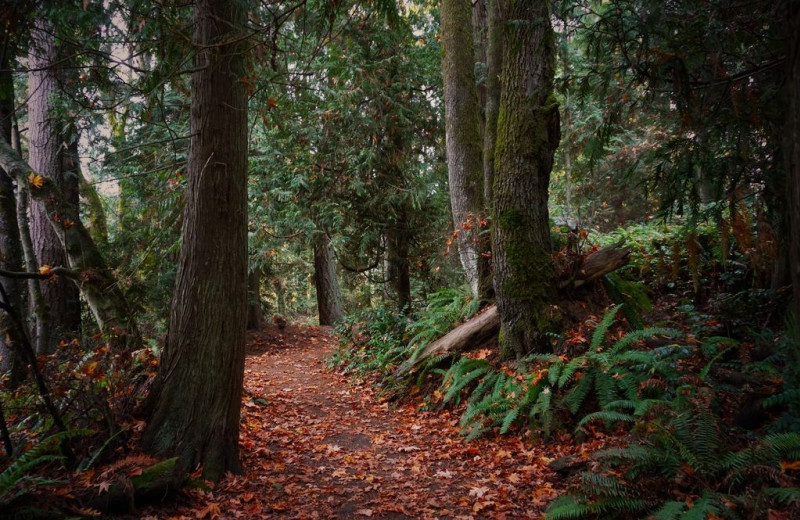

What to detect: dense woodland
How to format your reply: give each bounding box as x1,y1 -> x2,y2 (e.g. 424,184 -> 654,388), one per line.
0,0 -> 799,518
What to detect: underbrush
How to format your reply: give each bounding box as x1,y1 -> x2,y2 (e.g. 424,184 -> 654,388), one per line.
331,218 -> 800,519
0,335 -> 160,517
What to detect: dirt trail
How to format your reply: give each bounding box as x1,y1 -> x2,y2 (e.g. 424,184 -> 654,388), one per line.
140,325 -> 561,519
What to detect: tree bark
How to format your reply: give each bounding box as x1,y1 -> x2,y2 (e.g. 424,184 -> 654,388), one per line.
786,0 -> 800,326
0,35 -> 27,385
442,0 -> 492,301
483,0 -> 502,211
386,216 -> 412,313
27,17 -> 81,353
246,269 -> 265,330
141,0 -> 249,481
492,0 -> 560,358
313,232 -> 343,326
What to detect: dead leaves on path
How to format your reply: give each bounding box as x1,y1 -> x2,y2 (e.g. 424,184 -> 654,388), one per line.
140,325 -> 580,519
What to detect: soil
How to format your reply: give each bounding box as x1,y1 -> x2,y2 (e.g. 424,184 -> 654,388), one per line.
132,324 -> 567,519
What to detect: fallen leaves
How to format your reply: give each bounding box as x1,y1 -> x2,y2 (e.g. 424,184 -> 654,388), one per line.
129,325 -> 569,519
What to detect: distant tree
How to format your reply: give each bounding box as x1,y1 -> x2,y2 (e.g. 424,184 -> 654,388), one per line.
441,0 -> 492,301
313,230 -> 343,326
141,0 -> 249,480
492,0 -> 560,358
27,16 -> 81,353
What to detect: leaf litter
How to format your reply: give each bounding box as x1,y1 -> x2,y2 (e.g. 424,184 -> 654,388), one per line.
134,324 -> 586,519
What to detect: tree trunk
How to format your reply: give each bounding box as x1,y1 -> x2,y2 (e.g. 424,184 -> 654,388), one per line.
141,0 -> 249,481
313,232 -> 343,326
0,38 -> 27,385
246,269 -> 265,330
0,139 -> 142,354
786,0 -> 800,326
386,218 -> 412,313
483,0 -> 502,209
492,0 -> 560,358
442,0 -> 492,301
27,17 -> 81,353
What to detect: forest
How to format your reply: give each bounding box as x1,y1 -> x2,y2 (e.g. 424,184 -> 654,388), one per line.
0,0 -> 799,518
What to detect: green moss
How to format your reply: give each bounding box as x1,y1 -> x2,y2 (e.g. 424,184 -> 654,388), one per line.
497,209 -> 554,302
130,457 -> 181,493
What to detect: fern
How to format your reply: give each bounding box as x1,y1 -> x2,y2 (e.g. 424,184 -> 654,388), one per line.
545,496 -> 594,519
0,429 -> 90,505
649,500 -> 687,519
441,358 -> 491,404
589,304 -> 623,353
764,487 -> 800,505
576,410 -> 635,430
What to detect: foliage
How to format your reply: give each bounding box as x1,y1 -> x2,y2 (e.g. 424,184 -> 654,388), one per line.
332,305 -> 411,378
332,286 -> 478,379
545,388 -> 800,519
0,429 -> 89,510
436,305 -> 682,440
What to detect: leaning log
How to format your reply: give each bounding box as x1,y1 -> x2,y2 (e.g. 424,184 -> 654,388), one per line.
395,241 -> 631,376
562,239 -> 631,289
394,305 -> 499,377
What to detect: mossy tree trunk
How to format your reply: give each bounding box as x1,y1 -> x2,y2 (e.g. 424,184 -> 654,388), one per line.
482,0 -> 502,255
492,0 -> 560,358
27,18 -> 81,353
141,0 -> 249,481
313,231 -> 343,326
441,0 -> 492,302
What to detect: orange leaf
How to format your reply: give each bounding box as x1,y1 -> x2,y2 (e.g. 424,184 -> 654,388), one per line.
28,172 -> 45,188
780,460 -> 800,472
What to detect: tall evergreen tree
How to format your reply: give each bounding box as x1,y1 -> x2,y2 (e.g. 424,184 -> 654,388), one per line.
141,0 -> 250,480
27,16 -> 81,353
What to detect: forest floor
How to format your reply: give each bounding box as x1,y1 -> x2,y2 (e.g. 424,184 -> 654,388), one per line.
132,324 -> 589,520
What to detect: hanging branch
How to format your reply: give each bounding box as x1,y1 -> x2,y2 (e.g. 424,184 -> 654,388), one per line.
0,266 -> 76,280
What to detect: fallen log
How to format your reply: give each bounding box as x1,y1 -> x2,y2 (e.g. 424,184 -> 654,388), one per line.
395,241 -> 631,376
562,239 -> 631,289
394,305 -> 499,377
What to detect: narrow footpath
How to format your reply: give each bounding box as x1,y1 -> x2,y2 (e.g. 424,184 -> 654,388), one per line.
138,325 -> 564,519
